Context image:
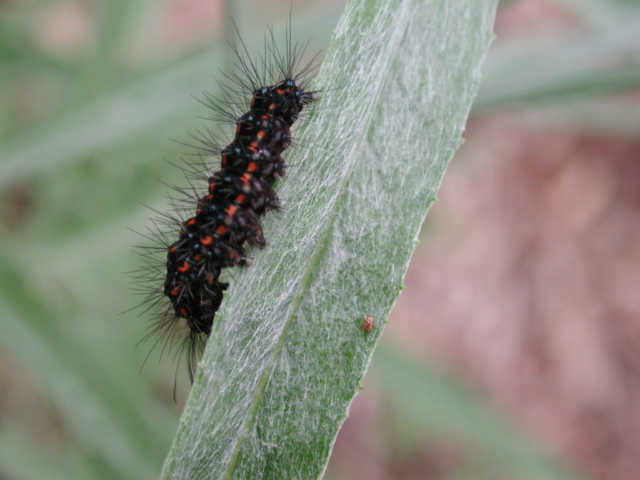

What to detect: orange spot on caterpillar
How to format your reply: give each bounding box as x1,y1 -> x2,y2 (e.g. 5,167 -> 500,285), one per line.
247,162 -> 258,172
201,236 -> 213,245
216,225 -> 227,234
226,205 -> 238,217
178,262 -> 190,273
186,218 -> 196,226
235,194 -> 246,203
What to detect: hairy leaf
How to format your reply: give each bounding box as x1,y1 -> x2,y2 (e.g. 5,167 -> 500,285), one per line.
160,0 -> 498,478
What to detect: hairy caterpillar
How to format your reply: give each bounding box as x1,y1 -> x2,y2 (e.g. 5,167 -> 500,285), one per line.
132,19 -> 319,383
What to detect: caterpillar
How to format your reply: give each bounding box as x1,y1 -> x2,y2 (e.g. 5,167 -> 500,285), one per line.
132,21 -> 319,383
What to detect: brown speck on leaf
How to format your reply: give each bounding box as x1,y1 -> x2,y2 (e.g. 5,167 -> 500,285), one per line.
362,316 -> 374,332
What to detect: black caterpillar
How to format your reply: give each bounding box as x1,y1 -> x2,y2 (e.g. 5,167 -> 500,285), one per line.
133,24 -> 318,382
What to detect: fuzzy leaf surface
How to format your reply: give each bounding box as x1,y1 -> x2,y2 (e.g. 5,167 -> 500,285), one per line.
161,0 -> 498,478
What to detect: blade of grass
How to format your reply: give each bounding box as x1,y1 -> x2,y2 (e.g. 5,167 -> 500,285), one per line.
0,253 -> 169,479
0,48 -> 223,190
554,0 -> 640,29
474,15 -> 640,114
160,0 -> 498,478
505,96 -> 640,138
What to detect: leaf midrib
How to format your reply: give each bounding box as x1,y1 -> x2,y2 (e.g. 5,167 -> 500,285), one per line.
220,1 -> 413,477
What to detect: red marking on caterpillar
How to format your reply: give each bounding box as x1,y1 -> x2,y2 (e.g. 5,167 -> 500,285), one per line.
130,18 -> 320,387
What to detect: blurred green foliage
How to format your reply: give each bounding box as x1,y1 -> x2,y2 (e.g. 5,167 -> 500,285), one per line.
0,0 -> 638,479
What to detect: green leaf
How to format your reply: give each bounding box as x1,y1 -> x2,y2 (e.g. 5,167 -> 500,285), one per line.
497,97 -> 640,138
160,0 -> 498,478
474,15 -> 640,113
0,253 -> 167,480
554,0 -> 640,29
